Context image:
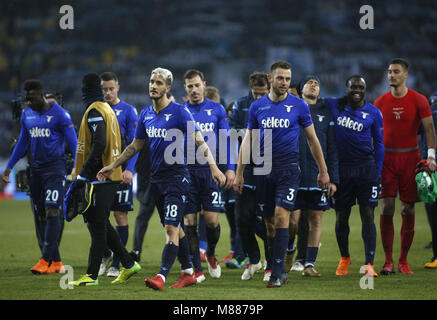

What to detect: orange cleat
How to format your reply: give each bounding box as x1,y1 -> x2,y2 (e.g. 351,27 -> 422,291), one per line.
335,256 -> 351,276
398,262 -> 413,274
170,272 -> 197,288
220,251 -> 234,263
30,258 -> 50,274
145,275 -> 164,291
363,263 -> 378,277
47,261 -> 66,274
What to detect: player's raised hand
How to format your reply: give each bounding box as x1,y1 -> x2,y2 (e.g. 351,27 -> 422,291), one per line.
1,168 -> 11,184
97,164 -> 115,181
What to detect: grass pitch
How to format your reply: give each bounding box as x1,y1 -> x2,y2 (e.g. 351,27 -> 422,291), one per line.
0,198 -> 436,301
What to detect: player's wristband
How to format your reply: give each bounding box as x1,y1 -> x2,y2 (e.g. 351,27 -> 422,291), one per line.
428,148 -> 435,159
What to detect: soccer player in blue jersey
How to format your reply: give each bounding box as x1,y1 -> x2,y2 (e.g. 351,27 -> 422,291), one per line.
234,61 -> 330,287
324,75 -> 384,277
182,69 -> 235,281
98,67 -> 226,291
98,72 -> 139,277
1,79 -> 77,274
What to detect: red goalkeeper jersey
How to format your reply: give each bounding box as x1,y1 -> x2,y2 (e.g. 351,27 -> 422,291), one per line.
374,89 -> 431,150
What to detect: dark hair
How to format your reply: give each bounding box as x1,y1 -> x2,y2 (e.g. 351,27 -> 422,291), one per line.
183,69 -> 204,81
390,58 -> 409,71
204,86 -> 220,101
249,72 -> 269,89
100,71 -> 118,82
24,79 -> 43,92
270,60 -> 292,73
82,73 -> 101,87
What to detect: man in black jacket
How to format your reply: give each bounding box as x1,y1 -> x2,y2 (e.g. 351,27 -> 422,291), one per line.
285,75 -> 339,277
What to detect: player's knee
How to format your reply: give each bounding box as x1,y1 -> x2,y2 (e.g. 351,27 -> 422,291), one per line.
113,211 -> 128,225
400,202 -> 415,216
46,208 -> 60,218
381,199 -> 395,215
184,213 -> 197,226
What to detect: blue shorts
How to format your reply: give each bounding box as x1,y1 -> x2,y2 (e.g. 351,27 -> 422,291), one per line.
111,182 -> 134,212
151,175 -> 190,227
293,189 -> 330,211
255,165 -> 301,218
185,168 -> 222,214
333,164 -> 380,211
29,160 -> 66,215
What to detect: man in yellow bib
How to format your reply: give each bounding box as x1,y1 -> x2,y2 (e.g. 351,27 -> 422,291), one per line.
69,73 -> 140,286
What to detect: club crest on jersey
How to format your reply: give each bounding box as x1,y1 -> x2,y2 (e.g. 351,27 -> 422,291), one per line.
393,111 -> 403,120
316,114 -> 325,122
361,112 -> 369,119
204,109 -> 213,116
114,109 -> 123,116
46,115 -> 54,123
284,105 -> 294,112
164,114 -> 172,121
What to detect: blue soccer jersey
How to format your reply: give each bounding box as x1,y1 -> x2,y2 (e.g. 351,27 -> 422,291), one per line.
135,101 -> 199,183
7,102 -> 77,169
247,93 -> 313,168
324,98 -> 384,175
184,98 -> 235,171
111,100 -> 139,173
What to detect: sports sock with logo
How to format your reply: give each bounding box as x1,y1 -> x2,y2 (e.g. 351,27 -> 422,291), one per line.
42,215 -> 61,262
206,224 -> 220,257
159,241 -> 178,279
272,228 -> 288,278
305,246 -> 319,267
185,225 -> 203,272
177,235 -> 192,271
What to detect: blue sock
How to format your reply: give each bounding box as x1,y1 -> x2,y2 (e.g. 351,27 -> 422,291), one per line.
42,216 -> 61,262
335,222 -> 350,257
159,242 -> 178,279
305,246 -> 319,266
272,228 -> 289,278
177,236 -> 192,271
112,225 -> 128,268
362,223 -> 376,265
186,225 -> 203,272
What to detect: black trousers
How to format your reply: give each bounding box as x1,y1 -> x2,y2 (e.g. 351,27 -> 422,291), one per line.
132,178 -> 155,253
84,182 -> 134,278
235,187 -> 269,264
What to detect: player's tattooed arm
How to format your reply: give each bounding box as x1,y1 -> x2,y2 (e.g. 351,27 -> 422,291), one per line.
97,138 -> 144,181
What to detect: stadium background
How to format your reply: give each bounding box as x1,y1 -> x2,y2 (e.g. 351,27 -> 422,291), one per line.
1,0 -> 437,193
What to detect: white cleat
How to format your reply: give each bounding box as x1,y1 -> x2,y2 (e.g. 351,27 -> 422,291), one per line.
106,266 -> 120,277
98,252 -> 113,276
207,255 -> 221,278
241,262 -> 262,280
290,261 -> 305,272
263,270 -> 272,282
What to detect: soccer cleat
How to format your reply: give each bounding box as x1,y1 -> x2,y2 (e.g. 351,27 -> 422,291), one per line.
30,258 -> 50,274
302,265 -> 322,277
107,266 -> 120,277
266,272 -> 288,288
290,260 -> 305,272
220,251 -> 234,263
241,262 -> 262,280
145,275 -> 164,291
335,256 -> 351,276
206,255 -> 221,278
263,270 -> 272,282
380,261 -> 395,275
225,257 -> 249,269
424,258 -> 437,269
195,271 -> 206,283
98,252 -> 113,276
284,248 -> 296,273
170,272 -> 197,288
111,262 -> 141,284
47,261 -> 66,274
398,262 -> 413,274
69,274 -> 99,286
363,263 -> 378,277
